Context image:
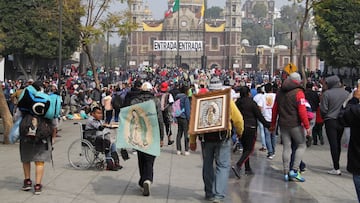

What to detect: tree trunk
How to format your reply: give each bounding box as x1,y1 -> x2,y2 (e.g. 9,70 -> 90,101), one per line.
83,44 -> 101,90
15,55 -> 29,80
299,0 -> 311,87
0,87 -> 13,144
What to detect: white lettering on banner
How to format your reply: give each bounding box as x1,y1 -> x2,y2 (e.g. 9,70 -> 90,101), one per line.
153,40 -> 202,51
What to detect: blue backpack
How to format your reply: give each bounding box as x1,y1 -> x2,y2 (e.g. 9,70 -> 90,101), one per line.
172,98 -> 184,118
46,93 -> 62,119
18,86 -> 60,120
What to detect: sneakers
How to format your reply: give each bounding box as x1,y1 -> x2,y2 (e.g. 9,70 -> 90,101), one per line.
22,179 -> 32,191
184,151 -> 190,156
34,184 -> 42,195
327,169 -> 341,175
284,174 -> 289,182
300,167 -> 306,173
267,154 -> 275,160
259,147 -> 267,152
176,151 -> 181,155
168,140 -> 174,145
143,180 -> 151,196
245,169 -> 254,175
231,165 -> 241,179
289,170 -> 305,182
306,136 -> 313,147
213,198 -> 223,203
205,196 -> 215,201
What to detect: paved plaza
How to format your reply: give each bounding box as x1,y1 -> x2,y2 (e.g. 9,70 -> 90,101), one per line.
0,120 -> 357,203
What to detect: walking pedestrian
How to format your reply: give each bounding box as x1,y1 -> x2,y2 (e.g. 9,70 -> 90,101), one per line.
190,80 -> 244,202
123,81 -> 165,196
175,85 -> 191,155
271,72 -> 311,182
232,86 -> 269,178
320,75 -> 349,175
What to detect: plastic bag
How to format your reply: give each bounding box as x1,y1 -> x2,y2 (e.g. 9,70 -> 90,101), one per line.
9,117 -> 22,144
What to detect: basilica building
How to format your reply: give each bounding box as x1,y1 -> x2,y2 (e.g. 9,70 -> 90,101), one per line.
126,0 -> 319,73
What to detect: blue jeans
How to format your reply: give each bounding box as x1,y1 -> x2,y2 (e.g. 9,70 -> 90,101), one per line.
106,143 -> 117,159
353,174 -> 360,202
201,139 -> 231,200
264,127 -> 276,156
114,108 -> 120,122
257,122 -> 266,148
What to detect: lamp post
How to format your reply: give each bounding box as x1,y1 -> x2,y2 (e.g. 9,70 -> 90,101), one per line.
106,30 -> 118,72
58,0 -> 62,89
290,31 -> 293,63
270,12 -> 275,79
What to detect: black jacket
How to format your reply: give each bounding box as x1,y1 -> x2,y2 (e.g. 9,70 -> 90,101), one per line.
305,89 -> 320,112
343,97 -> 360,175
235,97 -> 270,129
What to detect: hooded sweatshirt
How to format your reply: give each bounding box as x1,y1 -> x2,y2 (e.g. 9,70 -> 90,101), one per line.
320,75 -> 349,120
271,78 -> 310,129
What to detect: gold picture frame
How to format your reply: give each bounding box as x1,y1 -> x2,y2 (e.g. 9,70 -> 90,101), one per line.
189,88 -> 231,135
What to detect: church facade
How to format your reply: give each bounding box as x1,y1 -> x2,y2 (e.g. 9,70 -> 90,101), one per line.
126,0 -> 320,73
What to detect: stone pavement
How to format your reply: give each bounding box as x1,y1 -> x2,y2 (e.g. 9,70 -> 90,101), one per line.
0,120 -> 357,203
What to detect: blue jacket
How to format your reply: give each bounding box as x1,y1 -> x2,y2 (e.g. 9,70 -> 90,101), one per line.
175,93 -> 191,120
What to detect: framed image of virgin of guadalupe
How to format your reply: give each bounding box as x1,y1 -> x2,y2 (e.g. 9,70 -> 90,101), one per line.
189,88 -> 231,135
116,100 -> 160,157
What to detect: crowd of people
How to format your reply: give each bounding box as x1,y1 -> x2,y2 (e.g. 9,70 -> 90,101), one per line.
2,64 -> 360,202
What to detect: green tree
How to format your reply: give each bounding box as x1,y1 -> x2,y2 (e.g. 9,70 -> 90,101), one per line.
206,6 -> 223,19
0,31 -> 4,52
78,0 -> 137,89
0,0 -> 80,144
242,23 -> 270,46
253,3 -> 267,19
314,0 -> 360,68
0,0 -> 80,80
118,37 -> 128,69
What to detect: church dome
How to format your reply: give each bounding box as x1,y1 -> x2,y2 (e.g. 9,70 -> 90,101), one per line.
144,7 -> 151,15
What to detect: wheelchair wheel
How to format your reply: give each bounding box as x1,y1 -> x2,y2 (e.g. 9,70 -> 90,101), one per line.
93,151 -> 106,170
68,138 -> 95,169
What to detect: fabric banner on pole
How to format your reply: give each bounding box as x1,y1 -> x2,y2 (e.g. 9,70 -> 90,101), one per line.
116,100 -> 160,157
165,0 -> 180,18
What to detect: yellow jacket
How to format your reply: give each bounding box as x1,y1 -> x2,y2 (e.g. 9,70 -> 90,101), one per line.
190,100 -> 244,144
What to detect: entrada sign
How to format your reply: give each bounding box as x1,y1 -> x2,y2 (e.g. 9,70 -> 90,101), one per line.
153,40 -> 203,51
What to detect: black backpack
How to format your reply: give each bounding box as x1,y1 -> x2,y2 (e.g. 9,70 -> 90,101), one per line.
20,113 -> 53,142
112,94 -> 122,109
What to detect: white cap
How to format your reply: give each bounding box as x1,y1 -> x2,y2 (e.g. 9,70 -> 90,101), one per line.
141,82 -> 153,91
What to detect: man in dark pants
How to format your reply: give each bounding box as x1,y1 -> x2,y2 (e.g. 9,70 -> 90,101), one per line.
320,75 -> 349,175
123,81 -> 164,196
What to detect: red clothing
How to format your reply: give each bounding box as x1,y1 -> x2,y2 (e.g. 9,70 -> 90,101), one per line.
315,106 -> 324,124
198,88 -> 209,94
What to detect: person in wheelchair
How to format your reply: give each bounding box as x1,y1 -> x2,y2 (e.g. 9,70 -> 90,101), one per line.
85,106 -> 122,171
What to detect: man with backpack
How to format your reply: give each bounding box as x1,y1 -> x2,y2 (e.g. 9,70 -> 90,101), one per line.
157,82 -> 175,145
112,87 -> 122,122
